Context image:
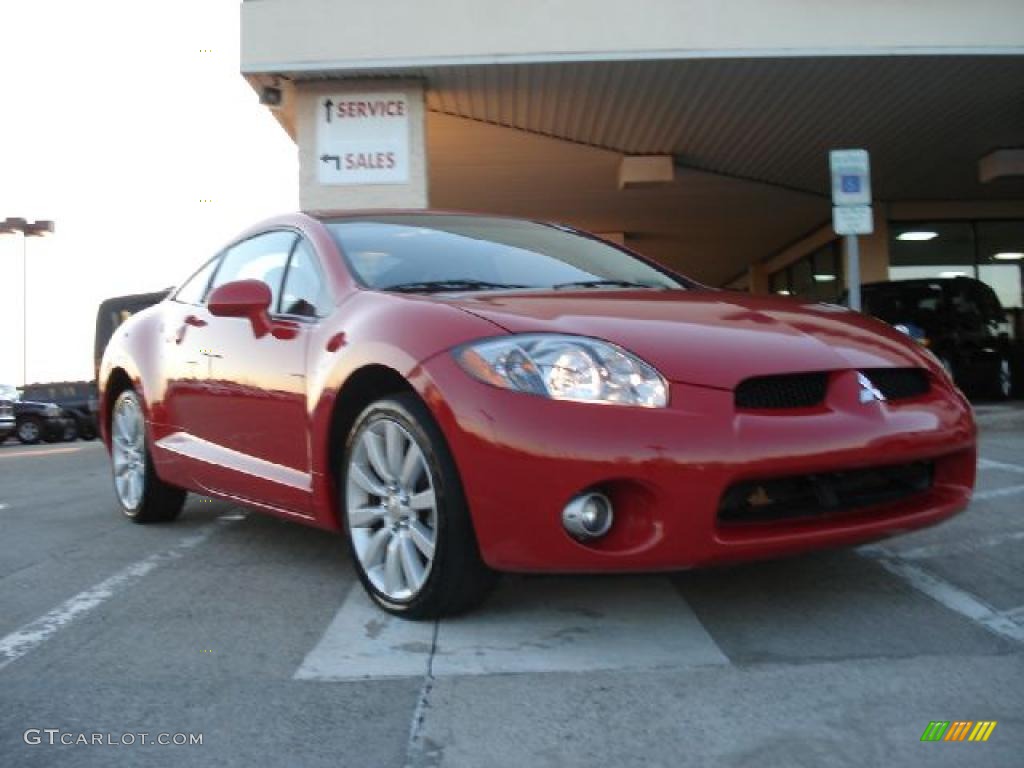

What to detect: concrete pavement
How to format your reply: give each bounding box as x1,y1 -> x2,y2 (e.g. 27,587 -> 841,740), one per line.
1,407 -> 1021,767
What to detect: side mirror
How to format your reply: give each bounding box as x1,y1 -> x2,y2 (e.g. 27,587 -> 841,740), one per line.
208,279 -> 273,338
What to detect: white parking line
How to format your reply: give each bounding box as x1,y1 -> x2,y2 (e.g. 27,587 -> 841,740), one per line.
0,446 -> 85,460
978,457 -> 1024,474
973,484 -> 1024,501
296,577 -> 728,681
0,503 -> 7,511
870,557 -> 1024,643
0,513 -> 245,672
874,530 -> 1024,561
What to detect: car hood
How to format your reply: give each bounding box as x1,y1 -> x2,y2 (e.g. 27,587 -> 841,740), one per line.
446,290 -> 933,390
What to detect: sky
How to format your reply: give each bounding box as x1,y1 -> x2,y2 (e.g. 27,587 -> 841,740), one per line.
0,1 -> 298,386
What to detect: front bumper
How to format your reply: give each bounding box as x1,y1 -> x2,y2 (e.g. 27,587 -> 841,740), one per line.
416,354 -> 976,572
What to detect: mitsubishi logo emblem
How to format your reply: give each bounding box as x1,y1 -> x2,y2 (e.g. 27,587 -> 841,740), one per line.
857,372 -> 886,404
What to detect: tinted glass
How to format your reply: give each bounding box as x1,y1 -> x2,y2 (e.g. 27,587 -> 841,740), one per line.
862,282 -> 946,326
281,239 -> 331,318
174,256 -> 220,305
325,216 -> 685,291
210,231 -> 297,310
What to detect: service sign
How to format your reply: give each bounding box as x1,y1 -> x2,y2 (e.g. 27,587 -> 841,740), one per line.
829,149 -> 872,207
317,93 -> 410,185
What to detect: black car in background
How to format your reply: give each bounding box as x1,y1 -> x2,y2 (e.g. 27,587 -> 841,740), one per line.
859,277 -> 1020,399
21,381 -> 99,440
0,383 -> 76,445
12,399 -> 74,445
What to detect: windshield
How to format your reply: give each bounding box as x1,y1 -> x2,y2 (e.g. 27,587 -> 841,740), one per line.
324,215 -> 687,292
0,384 -> 19,401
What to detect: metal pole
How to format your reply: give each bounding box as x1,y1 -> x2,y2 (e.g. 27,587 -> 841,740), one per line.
22,232 -> 27,387
846,234 -> 861,311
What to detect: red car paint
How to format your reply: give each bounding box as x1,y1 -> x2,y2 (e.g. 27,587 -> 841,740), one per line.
99,212 -> 976,571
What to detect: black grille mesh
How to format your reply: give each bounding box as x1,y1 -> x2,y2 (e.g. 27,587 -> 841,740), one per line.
718,461 -> 934,524
735,373 -> 828,410
735,368 -> 930,409
863,368 -> 930,400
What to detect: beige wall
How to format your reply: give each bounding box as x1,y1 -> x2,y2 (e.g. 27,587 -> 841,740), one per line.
242,0 -> 1024,75
294,81 -> 428,213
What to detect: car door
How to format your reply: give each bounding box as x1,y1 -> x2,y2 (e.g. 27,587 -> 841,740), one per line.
167,230 -> 315,513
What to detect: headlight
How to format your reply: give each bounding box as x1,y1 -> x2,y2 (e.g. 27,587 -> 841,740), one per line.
454,334 -> 668,408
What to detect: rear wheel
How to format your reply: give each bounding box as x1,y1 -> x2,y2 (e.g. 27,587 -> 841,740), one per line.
342,393 -> 496,619
63,419 -> 79,442
111,390 -> 186,523
16,417 -> 42,445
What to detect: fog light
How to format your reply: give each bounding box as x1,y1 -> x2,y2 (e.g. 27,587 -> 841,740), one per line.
562,492 -> 614,540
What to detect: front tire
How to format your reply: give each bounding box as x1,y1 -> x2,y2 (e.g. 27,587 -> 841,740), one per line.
16,417 -> 42,445
341,393 -> 496,619
110,390 -> 186,523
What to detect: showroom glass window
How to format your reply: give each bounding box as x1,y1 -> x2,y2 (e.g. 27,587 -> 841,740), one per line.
890,220 -> 1023,312
769,241 -> 843,302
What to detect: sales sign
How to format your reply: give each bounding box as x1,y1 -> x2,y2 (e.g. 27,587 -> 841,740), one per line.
317,93 -> 410,185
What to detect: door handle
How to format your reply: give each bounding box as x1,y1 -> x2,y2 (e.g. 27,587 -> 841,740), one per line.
175,314 -> 207,344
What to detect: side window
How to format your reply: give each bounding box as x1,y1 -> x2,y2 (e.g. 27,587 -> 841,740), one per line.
174,256 -> 221,306
280,238 -> 332,318
209,231 -> 298,311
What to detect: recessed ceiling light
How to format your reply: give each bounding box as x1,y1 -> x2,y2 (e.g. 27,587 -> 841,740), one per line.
993,252 -> 1024,261
939,271 -> 968,278
813,274 -> 837,282
897,231 -> 939,241
776,289 -> 792,295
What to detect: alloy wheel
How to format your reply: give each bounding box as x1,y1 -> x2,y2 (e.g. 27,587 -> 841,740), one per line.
111,395 -> 146,510
346,418 -> 438,601
18,421 -> 40,443
1000,359 -> 1012,398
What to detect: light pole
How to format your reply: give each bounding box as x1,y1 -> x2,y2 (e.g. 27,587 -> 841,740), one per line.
2,217 -> 55,387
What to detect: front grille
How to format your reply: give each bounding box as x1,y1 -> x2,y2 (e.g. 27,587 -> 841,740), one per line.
718,461 -> 934,524
863,368 -> 930,400
735,373 -> 828,410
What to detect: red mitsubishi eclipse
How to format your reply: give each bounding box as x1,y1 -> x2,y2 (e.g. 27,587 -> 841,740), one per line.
98,212 -> 976,617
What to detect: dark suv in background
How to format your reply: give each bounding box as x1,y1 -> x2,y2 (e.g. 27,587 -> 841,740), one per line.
1,383 -> 78,445
21,381 -> 99,440
0,397 -> 13,443
858,277 -> 1020,399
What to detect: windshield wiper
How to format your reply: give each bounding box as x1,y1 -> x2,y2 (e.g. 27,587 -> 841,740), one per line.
381,279 -> 531,294
552,279 -> 660,290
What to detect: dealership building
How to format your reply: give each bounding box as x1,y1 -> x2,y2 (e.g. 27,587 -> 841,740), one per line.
240,1 -> 1024,322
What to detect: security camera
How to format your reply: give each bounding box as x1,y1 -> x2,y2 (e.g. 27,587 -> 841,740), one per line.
259,86 -> 283,107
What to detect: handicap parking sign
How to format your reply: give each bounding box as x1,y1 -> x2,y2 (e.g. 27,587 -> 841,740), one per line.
841,175 -> 861,194
829,150 -> 871,206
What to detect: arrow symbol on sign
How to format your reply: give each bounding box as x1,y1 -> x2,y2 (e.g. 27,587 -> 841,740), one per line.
323,98 -> 333,123
320,154 -> 341,170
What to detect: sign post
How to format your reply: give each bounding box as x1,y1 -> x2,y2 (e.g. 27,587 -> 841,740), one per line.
829,149 -> 873,310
